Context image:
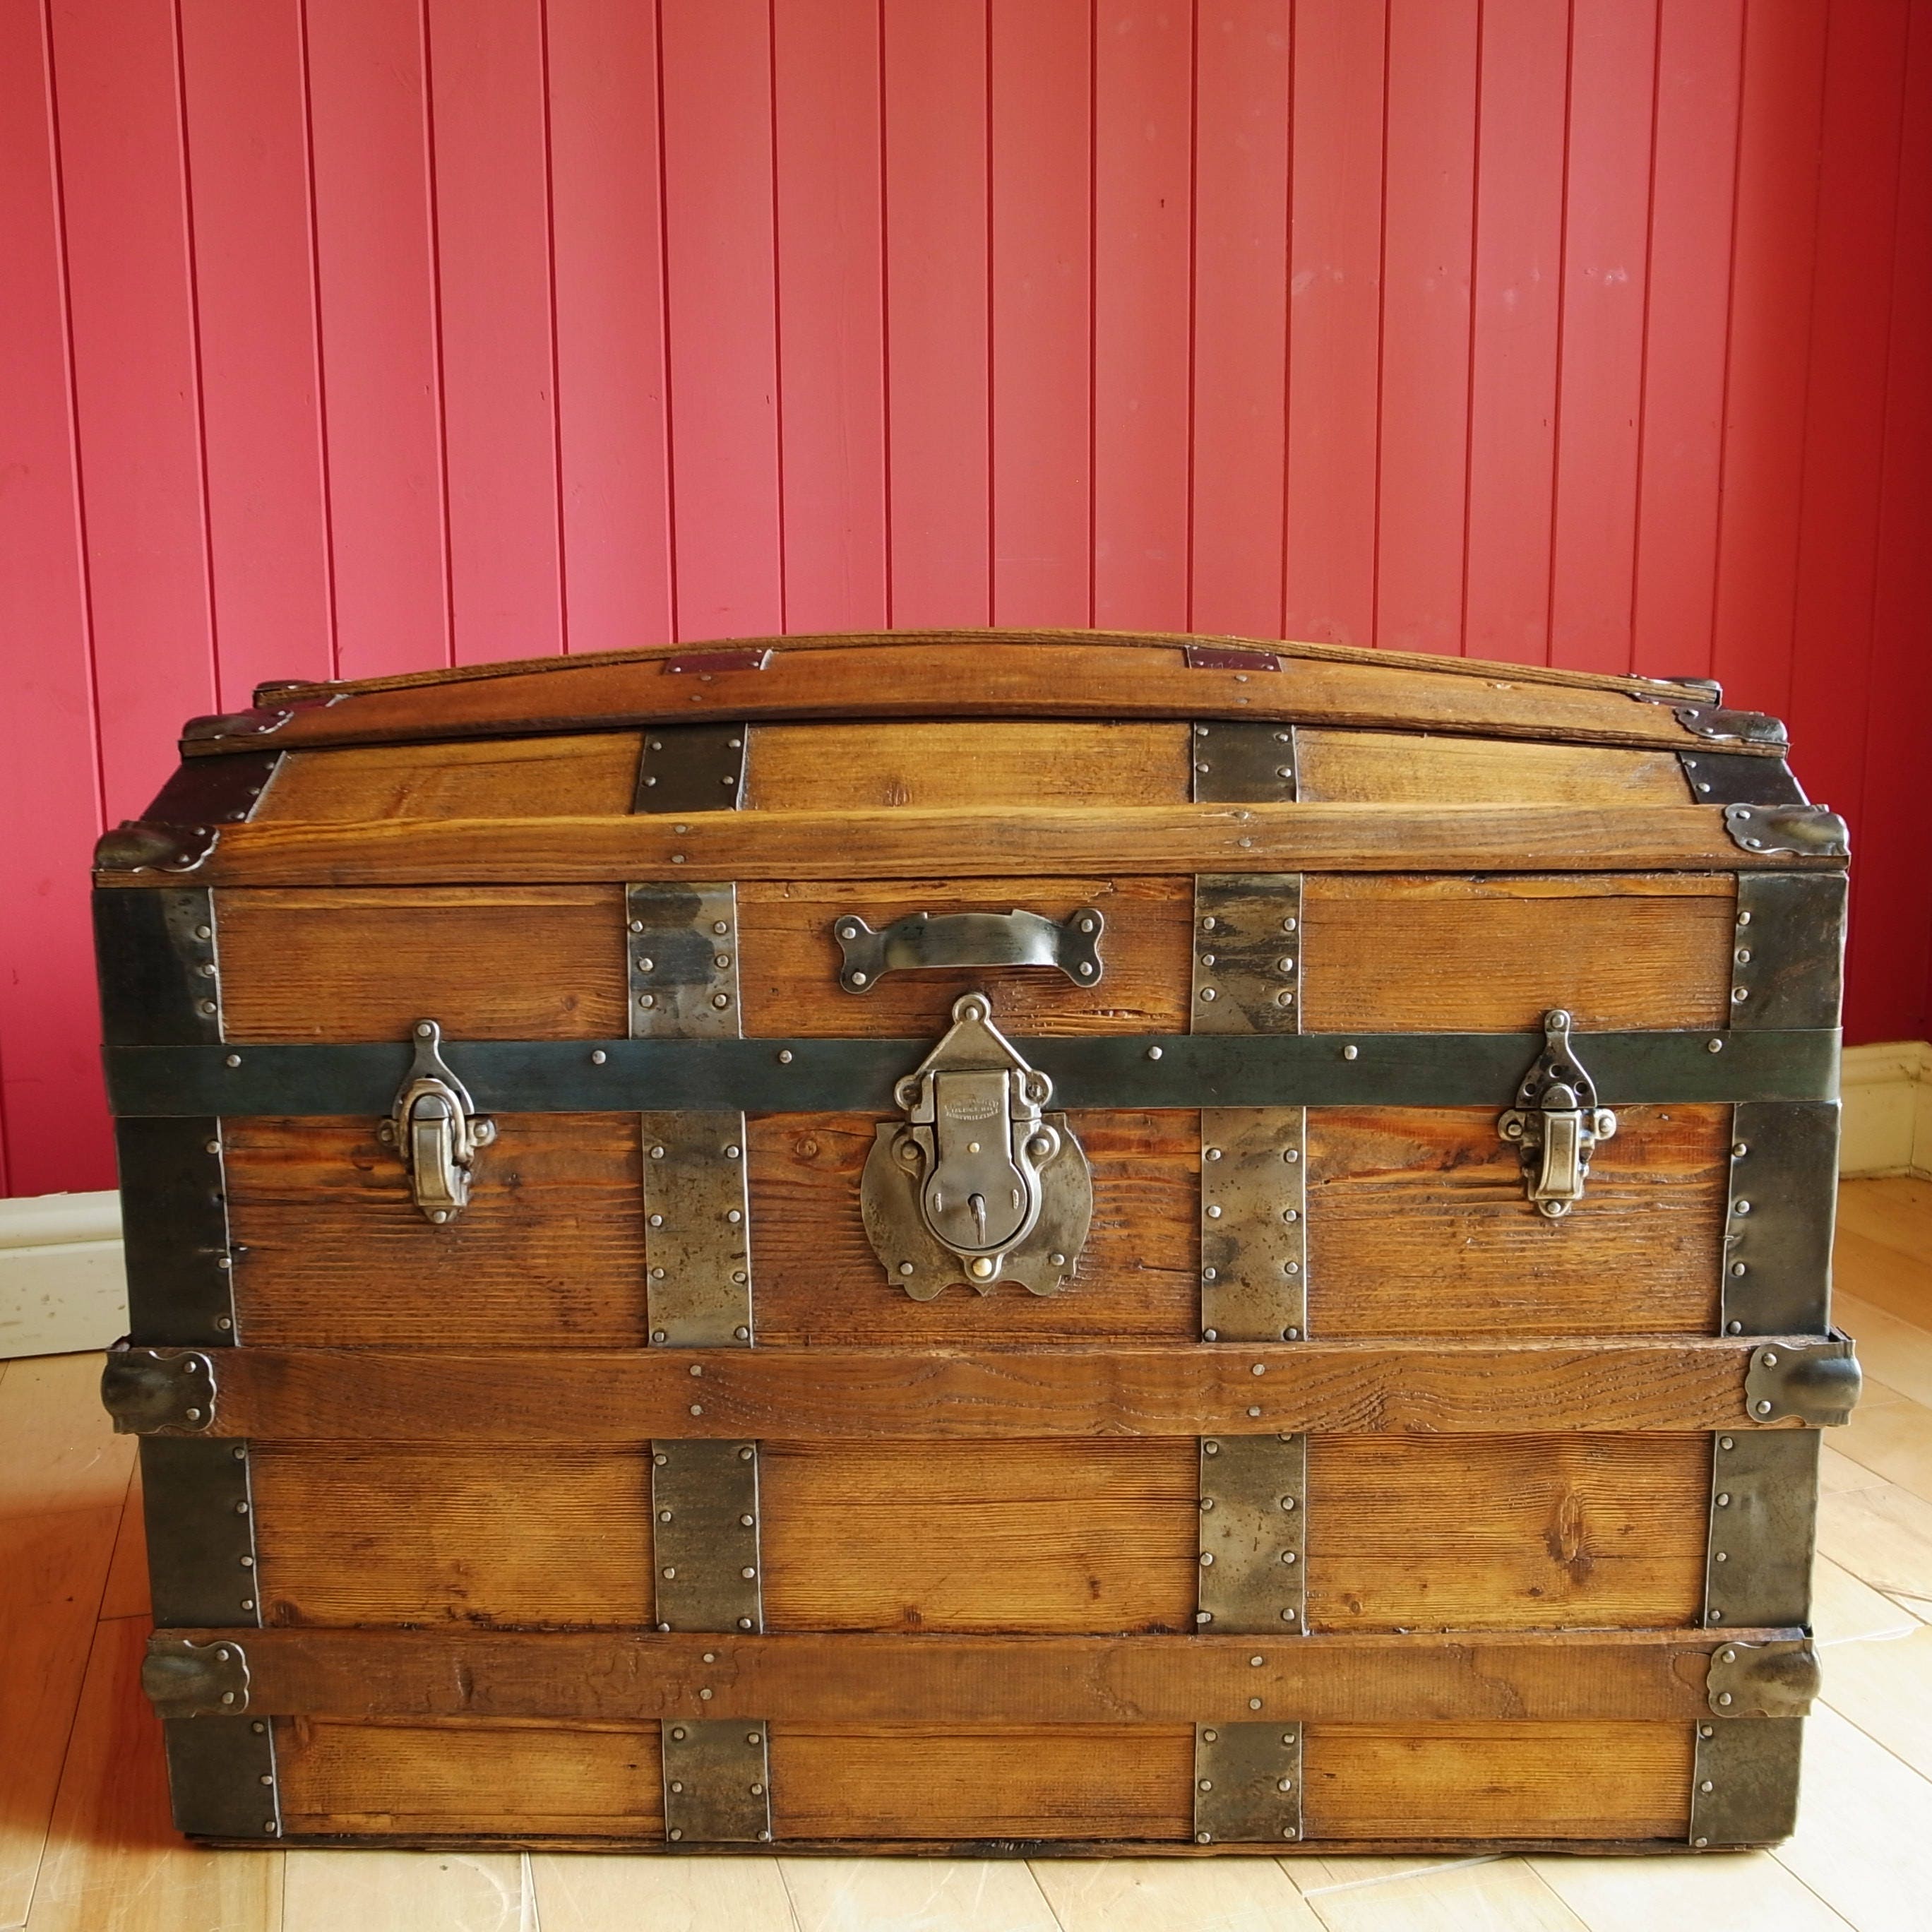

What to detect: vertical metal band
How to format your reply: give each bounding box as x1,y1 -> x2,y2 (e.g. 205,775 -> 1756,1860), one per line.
1191,875 -> 1304,1032
1704,1430 -> 1819,1630
642,1114 -> 753,1346
1689,1718 -> 1804,1847
95,886 -> 222,1046
162,1716 -> 281,1840
652,1440 -> 763,1633
1200,1109 -> 1306,1343
1198,1435 -> 1306,1634
1678,752 -> 1806,808
627,882 -> 744,1037
116,1118 -> 237,1347
635,723 -> 750,813
1190,722 -> 1299,804
141,1436 -> 263,1628
1724,1102 -> 1837,1337
1193,1722 -> 1301,1844
662,1719 -> 773,1844
1729,874 -> 1847,1030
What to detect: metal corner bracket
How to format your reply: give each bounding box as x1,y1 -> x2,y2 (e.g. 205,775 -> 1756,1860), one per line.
1722,804 -> 1849,860
95,821 -> 222,874
1632,689 -> 1789,749
1706,1639 -> 1819,1718
1743,1334 -> 1861,1427
143,1634 -> 252,1716
102,1347 -> 216,1435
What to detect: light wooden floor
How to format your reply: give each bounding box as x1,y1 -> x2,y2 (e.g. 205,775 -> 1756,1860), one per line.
6,1178 -> 1932,1932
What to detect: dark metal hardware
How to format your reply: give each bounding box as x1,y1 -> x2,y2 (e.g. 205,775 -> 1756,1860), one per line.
103,1025 -> 1845,1121
1200,1108 -> 1307,1342
1192,875 -> 1304,1033
377,1020 -> 495,1224
1198,1435 -> 1306,1635
634,725 -> 749,814
1705,1639 -> 1818,1718
1730,874 -> 1847,1030
1689,1719 -> 1803,1847
643,1113 -> 753,1346
142,1438 -> 265,1628
114,1119 -> 237,1347
1190,722 -> 1299,804
161,1717 -> 281,1839
143,1634 -> 251,1716
95,890 -> 222,1046
1678,751 -> 1806,807
833,907 -> 1104,994
1721,803 -> 1849,859
1631,691 -> 1789,748
1724,1104 -> 1837,1336
93,821 -> 222,873
651,1440 -> 764,1633
1498,1010 -> 1617,1217
1743,1335 -> 1861,1426
180,694 -> 341,744
859,994 -> 1092,1298
1704,1431 -> 1818,1630
661,1719 -> 773,1844
143,749 -> 286,827
102,1347 -> 215,1434
1192,1722 -> 1301,1844
1184,644 -> 1282,672
628,882 -> 743,1035
664,648 -> 773,674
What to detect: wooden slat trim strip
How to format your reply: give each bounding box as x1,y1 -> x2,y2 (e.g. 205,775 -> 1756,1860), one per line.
129,1337 -> 1815,1441
183,643 -> 1746,759
95,804 -> 1837,889
158,1626 -> 1796,1723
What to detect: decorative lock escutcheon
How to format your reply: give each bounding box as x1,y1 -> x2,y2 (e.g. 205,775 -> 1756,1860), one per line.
378,1019 -> 496,1224
1498,1008 -> 1617,1218
860,993 -> 1092,1299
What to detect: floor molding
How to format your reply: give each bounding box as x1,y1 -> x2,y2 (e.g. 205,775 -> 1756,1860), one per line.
1842,1039 -> 1932,1179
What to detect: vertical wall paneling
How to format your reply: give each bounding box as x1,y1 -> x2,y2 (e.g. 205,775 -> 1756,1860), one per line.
547,0 -> 676,652
1628,0 -> 1745,684
1373,0 -> 1478,656
303,0 -> 452,681
0,0 -> 111,1193
179,0 -> 335,704
659,0 -> 784,638
424,0 -> 566,663
1461,0 -> 1567,665
1092,0 -> 1192,633
47,0 -> 217,820
1282,0 -> 1384,646
771,0 -> 888,634
882,0 -> 991,626
989,0 -> 1092,628
1547,0 -> 1660,670
1190,0 -> 1292,636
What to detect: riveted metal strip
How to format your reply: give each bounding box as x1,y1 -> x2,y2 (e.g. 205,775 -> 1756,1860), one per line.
1198,1435 -> 1305,1635
1191,876 -> 1304,1032
1689,1718 -> 1803,1847
662,1718 -> 773,1844
1723,1102 -> 1837,1336
115,1117 -> 238,1346
141,1437 -> 264,1628
1200,1109 -> 1306,1343
1729,874 -> 1847,1031
161,1717 -> 281,1839
1705,1639 -> 1818,1718
635,722 -> 749,813
643,1113 -> 753,1347
1678,751 -> 1806,807
627,882 -> 744,1037
95,888 -> 222,1046
1193,1721 -> 1301,1844
1704,1430 -> 1818,1630
102,1347 -> 216,1433
651,1440 -> 764,1634
1721,803 -> 1848,859
1743,1335 -> 1861,1426
1190,722 -> 1298,804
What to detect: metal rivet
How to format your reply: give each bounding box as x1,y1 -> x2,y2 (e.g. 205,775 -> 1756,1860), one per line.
1200,986 -> 1218,1002
1202,1324 -> 1220,1338
590,1049 -> 607,1065
1284,1148 -> 1299,1162
1700,1724 -> 1715,1738
1248,1695 -> 1263,1708
777,1049 -> 793,1063
689,1364 -> 703,1377
1716,1493 -> 1731,1507
1195,1611 -> 1213,1624
715,919 -> 732,934
1199,1552 -> 1215,1567
636,956 -> 656,972
711,993 -> 731,1008
699,1688 -> 712,1700
851,972 -> 869,986
1206,1204 -> 1222,1218
739,1446 -> 754,1460
1342,1044 -> 1358,1061
1196,1832 -> 1212,1844
1694,1836 -> 1709,1847
651,1145 -> 666,1158
1198,1777 -> 1213,1791
184,1408 -> 201,1421
690,1403 -> 703,1416
1247,1405 -> 1262,1417
1718,1691 -> 1734,1705
1761,1349 -> 1777,1364
1282,1326 -> 1299,1340
1203,1440 -> 1220,1456
1719,1437 -> 1734,1451
216,1316 -> 233,1330
629,919 -> 645,934
734,1325 -> 749,1340
1279,1496 -> 1296,1511
1707,1037 -> 1725,1053
741,1566 -> 756,1579
1251,1363 -> 1265,1376
225,1054 -> 241,1068
1250,1654 -> 1264,1666
1147,1046 -> 1163,1061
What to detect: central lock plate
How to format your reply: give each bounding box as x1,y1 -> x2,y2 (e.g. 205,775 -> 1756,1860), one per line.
860,993 -> 1092,1299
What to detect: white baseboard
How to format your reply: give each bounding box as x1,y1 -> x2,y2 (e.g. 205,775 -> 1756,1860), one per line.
1839,1040 -> 1932,1179
0,1190 -> 127,1359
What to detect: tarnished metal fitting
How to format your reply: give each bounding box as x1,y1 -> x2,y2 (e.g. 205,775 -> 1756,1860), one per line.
378,1020 -> 496,1224
93,821 -> 222,874
1743,1335 -> 1862,1427
143,1634 -> 252,1716
1498,1010 -> 1617,1217
1705,1639 -> 1819,1718
102,1346 -> 217,1435
1721,803 -> 1849,859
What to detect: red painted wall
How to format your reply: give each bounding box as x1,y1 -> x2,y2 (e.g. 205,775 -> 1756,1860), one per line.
3,0 -> 1928,1198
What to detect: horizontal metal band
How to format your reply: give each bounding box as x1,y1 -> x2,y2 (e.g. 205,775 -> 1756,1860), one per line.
146,1624 -> 1800,1725
104,1026 -> 1839,1119
105,1335 -> 1853,1442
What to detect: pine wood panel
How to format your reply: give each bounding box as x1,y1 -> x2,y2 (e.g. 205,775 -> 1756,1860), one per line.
748,1111 -> 1198,1345
1307,1104 -> 1729,1338
746,722 -> 1192,810
1299,875 -> 1734,1031
276,1718 -> 664,1837
1294,729 -> 1692,804
770,1724 -> 1192,1840
251,1448 -> 654,1627
259,734 -> 644,821
215,886 -> 628,1041
225,1116 -> 648,1348
1304,1721 -> 1691,1840
736,878 -> 1193,1035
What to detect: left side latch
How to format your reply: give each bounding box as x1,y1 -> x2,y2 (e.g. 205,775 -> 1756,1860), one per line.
378,1019 -> 495,1224
1498,1008 -> 1616,1218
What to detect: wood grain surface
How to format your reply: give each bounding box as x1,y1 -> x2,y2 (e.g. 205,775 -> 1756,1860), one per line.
258,733 -> 645,821
1294,730 -> 1694,805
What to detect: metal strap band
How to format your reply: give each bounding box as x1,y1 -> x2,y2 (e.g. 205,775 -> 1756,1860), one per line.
1724,1102 -> 1838,1335
1200,1108 -> 1306,1343
1193,1721 -> 1301,1844
1689,1718 -> 1804,1847
161,1717 -> 281,1840
1190,722 -> 1299,804
1730,874 -> 1846,1030
1705,1431 -> 1819,1630
105,1025 -> 1841,1119
95,887 -> 223,1045
635,724 -> 749,813
1198,1435 -> 1305,1635
662,1719 -> 773,1844
1191,875 -> 1304,1030
141,1437 -> 264,1628
116,1117 -> 238,1346
651,1440 -> 763,1633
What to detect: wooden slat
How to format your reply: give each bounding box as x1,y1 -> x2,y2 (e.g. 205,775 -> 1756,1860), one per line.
1294,729 -> 1694,804
258,734 -> 644,821
182,638 -> 1738,756
160,1625 -> 1772,1723
107,802 -> 1834,888
174,1337 -> 1782,1441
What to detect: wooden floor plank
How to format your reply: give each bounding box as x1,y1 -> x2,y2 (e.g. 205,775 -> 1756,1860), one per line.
0,1354 -> 133,1518
1812,1554 -> 1921,1647
1818,1479 -> 1932,1603
1835,1178 -> 1932,1274
97,1466 -> 150,1622
1813,1621 -> 1932,1784
23,1615 -> 280,1932
777,1859 -> 1059,1932
1032,1857 -> 1323,1931
531,1853 -> 797,1932
1830,1379 -> 1932,1506
281,1849 -> 525,1931
1527,1849 -> 1852,1932
1301,1858 -> 1585,1931
1833,1292 -> 1932,1412
1280,1855 -> 1494,1895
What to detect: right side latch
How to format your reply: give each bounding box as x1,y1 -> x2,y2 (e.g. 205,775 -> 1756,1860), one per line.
1498,1008 -> 1617,1219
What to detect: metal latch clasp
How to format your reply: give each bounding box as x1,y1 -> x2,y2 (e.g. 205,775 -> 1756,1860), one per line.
860,993 -> 1092,1299
378,1019 -> 495,1224
1498,1008 -> 1616,1218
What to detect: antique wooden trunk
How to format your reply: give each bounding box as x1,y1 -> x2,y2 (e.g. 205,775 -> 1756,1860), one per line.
95,630 -> 1859,1855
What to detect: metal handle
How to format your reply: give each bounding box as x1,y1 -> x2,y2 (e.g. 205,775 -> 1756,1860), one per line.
833,907 -> 1104,994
